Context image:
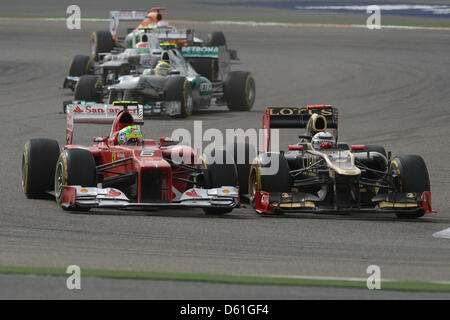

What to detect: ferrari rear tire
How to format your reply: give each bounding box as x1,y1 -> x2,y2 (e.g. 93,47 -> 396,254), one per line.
22,139 -> 60,199
164,76 -> 193,118
201,149 -> 238,215
390,155 -> 430,219
74,75 -> 103,102
224,71 -> 255,111
69,55 -> 94,77
55,149 -> 97,211
90,31 -> 115,61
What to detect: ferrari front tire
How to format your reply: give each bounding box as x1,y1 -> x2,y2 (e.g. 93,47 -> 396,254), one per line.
22,139 -> 60,198
55,149 -> 97,211
201,149 -> 238,215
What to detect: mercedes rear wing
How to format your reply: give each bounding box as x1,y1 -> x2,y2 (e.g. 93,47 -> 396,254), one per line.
262,105 -> 339,152
181,45 -> 231,80
66,103 -> 144,145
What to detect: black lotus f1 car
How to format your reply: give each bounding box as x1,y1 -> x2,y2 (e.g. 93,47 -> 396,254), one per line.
247,105 -> 434,219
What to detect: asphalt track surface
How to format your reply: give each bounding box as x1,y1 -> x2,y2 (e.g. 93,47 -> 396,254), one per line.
0,1 -> 450,299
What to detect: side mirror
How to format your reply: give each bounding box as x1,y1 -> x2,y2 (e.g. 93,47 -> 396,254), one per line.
160,137 -> 179,147
169,70 -> 180,75
93,136 -> 108,143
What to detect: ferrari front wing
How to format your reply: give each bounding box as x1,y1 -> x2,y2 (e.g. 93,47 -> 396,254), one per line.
60,185 -> 239,211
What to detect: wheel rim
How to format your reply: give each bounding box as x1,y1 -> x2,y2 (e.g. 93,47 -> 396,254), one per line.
21,153 -> 26,191
246,77 -> 255,106
248,168 -> 258,202
186,93 -> 194,114
55,161 -> 65,199
184,81 -> 194,115
90,38 -> 96,56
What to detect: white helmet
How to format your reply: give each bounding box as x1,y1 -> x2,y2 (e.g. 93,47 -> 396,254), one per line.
311,132 -> 335,150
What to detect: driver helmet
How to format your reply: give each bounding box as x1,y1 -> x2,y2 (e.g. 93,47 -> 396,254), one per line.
117,125 -> 144,145
154,61 -> 172,77
311,132 -> 335,150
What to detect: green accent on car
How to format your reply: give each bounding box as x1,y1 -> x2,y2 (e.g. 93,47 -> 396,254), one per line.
182,46 -> 219,58
191,76 -> 213,96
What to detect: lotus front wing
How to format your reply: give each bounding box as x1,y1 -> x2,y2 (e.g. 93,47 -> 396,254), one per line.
254,191 -> 434,215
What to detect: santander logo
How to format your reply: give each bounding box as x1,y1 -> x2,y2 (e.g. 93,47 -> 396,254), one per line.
105,189 -> 122,198
185,189 -> 201,198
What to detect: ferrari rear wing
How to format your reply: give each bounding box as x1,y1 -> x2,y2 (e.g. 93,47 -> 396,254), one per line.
66,103 -> 144,145
262,105 -> 339,152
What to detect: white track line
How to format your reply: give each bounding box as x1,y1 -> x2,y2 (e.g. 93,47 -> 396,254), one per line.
433,227 -> 450,239
0,17 -> 449,31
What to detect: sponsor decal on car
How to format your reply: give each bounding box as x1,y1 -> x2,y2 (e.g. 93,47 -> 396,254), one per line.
181,46 -> 219,58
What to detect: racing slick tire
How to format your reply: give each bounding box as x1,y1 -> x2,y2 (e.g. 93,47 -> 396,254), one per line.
201,149 -> 238,215
55,149 -> 97,212
90,31 -> 115,61
390,155 -> 430,219
208,31 -> 227,47
249,153 -> 291,215
187,58 -> 218,81
164,76 -> 193,118
22,139 -> 60,199
226,141 -> 257,196
69,55 -> 94,77
224,71 -> 255,111
74,75 -> 103,103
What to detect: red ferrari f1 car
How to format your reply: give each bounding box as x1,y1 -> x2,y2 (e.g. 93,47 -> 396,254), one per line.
22,102 -> 239,214
245,105 -> 434,219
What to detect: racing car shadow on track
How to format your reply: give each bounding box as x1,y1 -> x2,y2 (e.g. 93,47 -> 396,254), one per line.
66,207 -> 250,219
254,212 -> 436,223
